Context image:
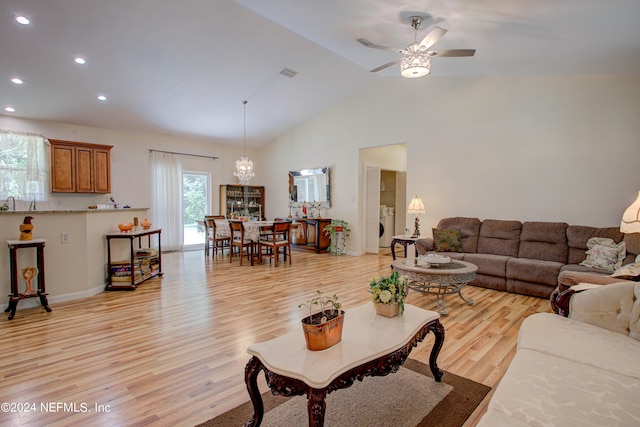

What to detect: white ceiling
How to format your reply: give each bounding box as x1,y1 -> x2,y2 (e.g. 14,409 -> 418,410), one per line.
1,0 -> 639,148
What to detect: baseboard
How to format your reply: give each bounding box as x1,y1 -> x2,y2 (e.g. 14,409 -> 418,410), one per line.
7,283 -> 105,311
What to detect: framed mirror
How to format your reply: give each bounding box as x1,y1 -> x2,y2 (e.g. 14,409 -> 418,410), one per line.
289,167 -> 330,208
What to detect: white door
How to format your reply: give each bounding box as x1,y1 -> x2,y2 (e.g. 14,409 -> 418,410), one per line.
395,171 -> 407,236
365,165 -> 381,253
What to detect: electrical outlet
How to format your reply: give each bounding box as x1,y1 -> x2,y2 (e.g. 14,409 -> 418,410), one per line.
61,232 -> 70,244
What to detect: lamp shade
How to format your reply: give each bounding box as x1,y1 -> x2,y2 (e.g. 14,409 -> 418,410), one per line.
407,196 -> 426,214
400,54 -> 431,78
621,191 -> 640,233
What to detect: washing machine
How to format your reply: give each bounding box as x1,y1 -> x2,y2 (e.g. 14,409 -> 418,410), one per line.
379,211 -> 395,247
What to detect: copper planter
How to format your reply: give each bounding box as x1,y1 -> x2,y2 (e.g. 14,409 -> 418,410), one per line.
301,310 -> 345,351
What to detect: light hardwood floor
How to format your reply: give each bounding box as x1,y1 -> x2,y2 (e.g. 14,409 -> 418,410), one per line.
0,249 -> 551,427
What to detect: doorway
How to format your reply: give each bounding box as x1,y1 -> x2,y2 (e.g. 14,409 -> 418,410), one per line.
182,172 -> 211,247
360,144 -> 407,254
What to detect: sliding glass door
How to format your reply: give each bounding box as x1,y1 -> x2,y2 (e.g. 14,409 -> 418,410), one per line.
182,172 -> 210,247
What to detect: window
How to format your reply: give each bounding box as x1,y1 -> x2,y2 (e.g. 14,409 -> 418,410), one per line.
0,130 -> 49,201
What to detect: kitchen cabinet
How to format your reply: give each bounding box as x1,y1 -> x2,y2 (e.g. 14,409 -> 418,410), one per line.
220,185 -> 265,219
50,139 -> 113,193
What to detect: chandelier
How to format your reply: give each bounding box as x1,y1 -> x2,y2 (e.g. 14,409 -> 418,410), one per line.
233,100 -> 255,185
401,53 -> 431,78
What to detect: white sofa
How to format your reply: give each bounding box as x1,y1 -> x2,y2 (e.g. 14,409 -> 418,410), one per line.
477,281 -> 640,427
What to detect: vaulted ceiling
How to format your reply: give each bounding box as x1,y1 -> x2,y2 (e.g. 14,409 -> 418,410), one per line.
1,0 -> 639,147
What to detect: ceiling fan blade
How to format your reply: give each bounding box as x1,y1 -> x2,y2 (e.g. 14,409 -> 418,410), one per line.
418,27 -> 447,50
428,49 -> 476,57
357,38 -> 406,54
369,59 -> 402,73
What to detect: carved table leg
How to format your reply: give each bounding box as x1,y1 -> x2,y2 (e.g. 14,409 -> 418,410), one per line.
39,293 -> 52,312
244,356 -> 265,427
308,387 -> 327,427
6,298 -> 18,320
428,319 -> 445,382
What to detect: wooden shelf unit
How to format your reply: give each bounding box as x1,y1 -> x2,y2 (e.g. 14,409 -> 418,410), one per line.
220,185 -> 265,219
105,228 -> 163,290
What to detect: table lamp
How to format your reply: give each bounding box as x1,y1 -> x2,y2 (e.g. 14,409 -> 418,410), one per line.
407,196 -> 426,238
621,190 -> 640,233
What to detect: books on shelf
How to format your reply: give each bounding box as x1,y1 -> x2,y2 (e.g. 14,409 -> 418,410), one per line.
109,252 -> 159,285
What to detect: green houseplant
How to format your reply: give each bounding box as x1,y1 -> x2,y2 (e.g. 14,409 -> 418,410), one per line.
298,290 -> 344,351
369,271 -> 409,317
322,219 -> 351,255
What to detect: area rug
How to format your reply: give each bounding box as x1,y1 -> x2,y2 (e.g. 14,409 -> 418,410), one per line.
198,359 -> 490,427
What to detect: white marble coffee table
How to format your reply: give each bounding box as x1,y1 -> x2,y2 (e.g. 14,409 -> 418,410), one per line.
244,303 -> 444,426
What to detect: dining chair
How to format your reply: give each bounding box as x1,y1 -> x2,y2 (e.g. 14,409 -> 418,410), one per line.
258,221 -> 292,266
204,217 -> 230,259
229,220 -> 254,266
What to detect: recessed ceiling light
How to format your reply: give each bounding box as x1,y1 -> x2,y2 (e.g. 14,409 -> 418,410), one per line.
97,95 -> 107,101
74,57 -> 86,65
15,16 -> 30,25
4,107 -> 16,113
11,78 -> 24,84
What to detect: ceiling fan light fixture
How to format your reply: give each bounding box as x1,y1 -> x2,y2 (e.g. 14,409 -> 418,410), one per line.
400,53 -> 431,78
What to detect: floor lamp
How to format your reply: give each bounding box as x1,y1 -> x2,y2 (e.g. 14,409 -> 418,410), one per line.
407,196 -> 426,238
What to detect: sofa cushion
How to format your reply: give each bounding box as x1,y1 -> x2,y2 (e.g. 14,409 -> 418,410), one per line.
432,228 -> 462,252
464,253 -> 510,278
566,225 -> 624,265
477,219 -> 522,257
506,258 -> 563,287
569,282 -> 640,341
517,221 -> 568,263
436,217 -> 481,253
482,348 -> 640,427
518,312 -> 640,379
580,237 -> 626,273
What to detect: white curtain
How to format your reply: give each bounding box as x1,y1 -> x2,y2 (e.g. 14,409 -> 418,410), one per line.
149,151 -> 183,251
0,130 -> 49,201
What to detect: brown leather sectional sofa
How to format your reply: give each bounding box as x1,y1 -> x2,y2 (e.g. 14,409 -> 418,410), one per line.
415,217 -> 640,299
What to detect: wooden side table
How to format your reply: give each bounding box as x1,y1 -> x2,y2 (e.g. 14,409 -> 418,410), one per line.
390,235 -> 418,260
5,239 -> 52,320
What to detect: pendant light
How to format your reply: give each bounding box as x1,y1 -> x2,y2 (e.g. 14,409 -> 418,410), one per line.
233,100 -> 255,185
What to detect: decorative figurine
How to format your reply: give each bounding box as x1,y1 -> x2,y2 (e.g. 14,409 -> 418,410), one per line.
21,266 -> 39,296
19,216 -> 34,240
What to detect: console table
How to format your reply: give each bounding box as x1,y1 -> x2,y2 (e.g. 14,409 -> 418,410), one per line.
291,218 -> 331,253
244,303 -> 444,426
105,228 -> 163,290
5,239 -> 52,320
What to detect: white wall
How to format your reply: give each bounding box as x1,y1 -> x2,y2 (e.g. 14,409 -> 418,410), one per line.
259,75 -> 640,255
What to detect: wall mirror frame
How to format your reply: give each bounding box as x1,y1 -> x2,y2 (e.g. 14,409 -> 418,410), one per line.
289,166 -> 331,208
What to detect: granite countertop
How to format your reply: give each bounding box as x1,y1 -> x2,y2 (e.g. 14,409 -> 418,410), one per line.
0,207 -> 149,214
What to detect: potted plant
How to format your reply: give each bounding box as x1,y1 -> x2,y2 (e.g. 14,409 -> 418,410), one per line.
323,219 -> 351,255
369,271 -> 409,317
298,290 -> 344,351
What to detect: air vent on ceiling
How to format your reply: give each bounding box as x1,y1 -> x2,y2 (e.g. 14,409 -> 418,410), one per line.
280,68 -> 298,78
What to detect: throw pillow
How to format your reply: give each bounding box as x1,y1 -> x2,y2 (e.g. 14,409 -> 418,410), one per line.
580,237 -> 626,273
433,228 -> 463,253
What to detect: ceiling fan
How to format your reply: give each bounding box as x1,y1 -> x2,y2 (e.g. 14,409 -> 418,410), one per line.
357,16 -> 476,78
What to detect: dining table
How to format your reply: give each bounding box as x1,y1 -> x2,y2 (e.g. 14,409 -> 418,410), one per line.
214,220 -> 273,242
